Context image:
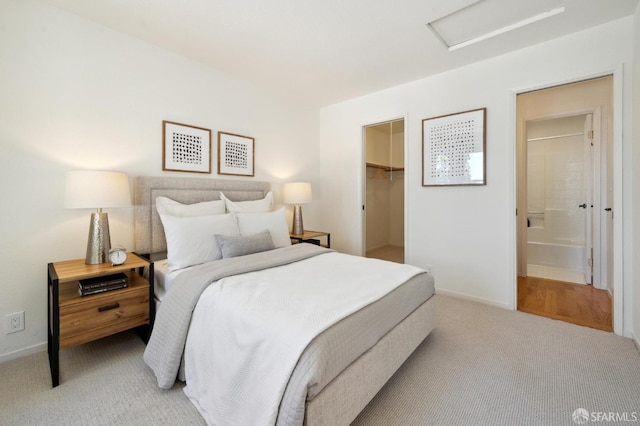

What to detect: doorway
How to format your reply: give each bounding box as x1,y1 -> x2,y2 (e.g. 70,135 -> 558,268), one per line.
516,76 -> 613,329
363,119 -> 405,263
525,113 -> 593,285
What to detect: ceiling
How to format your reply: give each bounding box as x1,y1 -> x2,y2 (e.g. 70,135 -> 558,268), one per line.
39,0 -> 638,107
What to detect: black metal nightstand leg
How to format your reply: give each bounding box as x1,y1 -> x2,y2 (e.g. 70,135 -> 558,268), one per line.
48,263 -> 60,387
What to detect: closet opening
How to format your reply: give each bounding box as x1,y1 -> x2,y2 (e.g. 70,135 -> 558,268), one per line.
362,118 -> 405,264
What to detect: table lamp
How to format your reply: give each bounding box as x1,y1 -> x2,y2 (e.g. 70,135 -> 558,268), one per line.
283,182 -> 312,235
64,171 -> 131,264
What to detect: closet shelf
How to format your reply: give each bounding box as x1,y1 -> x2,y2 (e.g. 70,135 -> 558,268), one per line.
366,162 -> 404,172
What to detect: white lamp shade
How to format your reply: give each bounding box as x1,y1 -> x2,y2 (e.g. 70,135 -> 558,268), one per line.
283,182 -> 312,205
64,171 -> 132,209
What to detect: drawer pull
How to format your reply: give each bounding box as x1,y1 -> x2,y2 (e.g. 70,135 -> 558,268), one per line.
98,303 -> 120,312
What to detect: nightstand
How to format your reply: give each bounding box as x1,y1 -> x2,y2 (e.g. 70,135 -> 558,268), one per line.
290,230 -> 331,248
47,252 -> 154,387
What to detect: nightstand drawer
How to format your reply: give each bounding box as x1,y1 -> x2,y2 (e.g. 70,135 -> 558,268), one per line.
59,286 -> 149,350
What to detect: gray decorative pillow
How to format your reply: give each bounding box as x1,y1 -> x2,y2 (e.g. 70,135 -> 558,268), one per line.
215,231 -> 275,258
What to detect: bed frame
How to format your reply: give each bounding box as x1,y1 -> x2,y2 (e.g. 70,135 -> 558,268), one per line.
133,176 -> 434,425
134,176 -> 271,255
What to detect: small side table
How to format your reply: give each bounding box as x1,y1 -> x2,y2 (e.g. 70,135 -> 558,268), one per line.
47,252 -> 154,387
290,230 -> 331,248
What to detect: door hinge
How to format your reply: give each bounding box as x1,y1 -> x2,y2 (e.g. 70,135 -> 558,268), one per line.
588,130 -> 594,139
587,258 -> 593,267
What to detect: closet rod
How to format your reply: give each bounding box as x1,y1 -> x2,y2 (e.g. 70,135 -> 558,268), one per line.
527,132 -> 585,142
366,162 -> 404,172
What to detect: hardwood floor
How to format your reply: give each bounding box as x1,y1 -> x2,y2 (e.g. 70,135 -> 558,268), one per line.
517,276 -> 612,332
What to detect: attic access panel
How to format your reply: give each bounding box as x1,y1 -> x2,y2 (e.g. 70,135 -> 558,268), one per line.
427,0 -> 565,50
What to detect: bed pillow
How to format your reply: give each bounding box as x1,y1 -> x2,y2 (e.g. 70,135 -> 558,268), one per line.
220,192 -> 273,213
156,196 -> 225,217
160,213 -> 239,272
236,208 -> 291,248
215,231 -> 275,259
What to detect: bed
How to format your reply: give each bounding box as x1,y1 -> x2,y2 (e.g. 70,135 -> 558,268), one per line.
134,176 -> 435,426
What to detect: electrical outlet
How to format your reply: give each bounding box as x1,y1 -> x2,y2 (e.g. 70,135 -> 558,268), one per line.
424,264 -> 434,275
6,311 -> 25,334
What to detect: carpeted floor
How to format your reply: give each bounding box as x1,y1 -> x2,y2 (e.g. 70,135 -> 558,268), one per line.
1,295 -> 639,425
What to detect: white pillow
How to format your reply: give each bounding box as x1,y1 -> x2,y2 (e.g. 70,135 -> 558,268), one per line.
220,192 -> 273,213
156,196 -> 225,217
160,213 -> 239,272
237,208 -> 291,248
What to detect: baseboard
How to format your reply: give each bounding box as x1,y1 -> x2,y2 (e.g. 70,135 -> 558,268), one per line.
435,287 -> 511,310
0,341 -> 46,364
632,333 -> 640,354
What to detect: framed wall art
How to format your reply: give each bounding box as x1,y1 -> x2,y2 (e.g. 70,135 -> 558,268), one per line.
218,131 -> 255,177
422,107 -> 486,186
162,121 -> 212,173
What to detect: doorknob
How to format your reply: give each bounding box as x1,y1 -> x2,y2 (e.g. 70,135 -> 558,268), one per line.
578,203 -> 587,209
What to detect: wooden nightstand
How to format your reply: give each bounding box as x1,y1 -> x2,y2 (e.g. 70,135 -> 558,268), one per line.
290,230 -> 331,248
47,252 -> 154,387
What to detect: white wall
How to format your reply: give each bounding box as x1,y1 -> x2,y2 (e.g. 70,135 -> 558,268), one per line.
318,16 -> 636,336
0,1 -> 320,360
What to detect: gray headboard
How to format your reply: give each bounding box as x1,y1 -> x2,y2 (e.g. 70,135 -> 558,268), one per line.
134,176 -> 271,254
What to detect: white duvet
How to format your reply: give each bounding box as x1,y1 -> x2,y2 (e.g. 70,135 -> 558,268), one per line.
183,251 -> 422,426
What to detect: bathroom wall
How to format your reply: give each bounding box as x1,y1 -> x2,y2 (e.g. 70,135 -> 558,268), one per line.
525,115 -> 590,283
526,115 -> 587,247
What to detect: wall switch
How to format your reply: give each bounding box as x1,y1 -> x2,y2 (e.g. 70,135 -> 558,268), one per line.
6,311 -> 25,334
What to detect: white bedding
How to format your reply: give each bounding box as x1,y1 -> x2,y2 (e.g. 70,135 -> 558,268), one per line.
182,251 -> 423,426
152,259 -> 170,301
153,259 -> 192,303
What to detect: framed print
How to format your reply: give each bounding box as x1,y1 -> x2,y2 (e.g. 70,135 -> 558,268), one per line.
162,121 -> 211,173
422,108 -> 486,186
218,131 -> 255,177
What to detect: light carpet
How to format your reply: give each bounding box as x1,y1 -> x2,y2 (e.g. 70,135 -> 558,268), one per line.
1,295 -> 638,425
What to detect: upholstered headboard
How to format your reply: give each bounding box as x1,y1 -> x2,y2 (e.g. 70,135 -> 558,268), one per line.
134,176 -> 271,254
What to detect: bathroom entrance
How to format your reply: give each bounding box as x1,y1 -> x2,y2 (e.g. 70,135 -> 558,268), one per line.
525,113 -> 593,285
516,76 -> 613,330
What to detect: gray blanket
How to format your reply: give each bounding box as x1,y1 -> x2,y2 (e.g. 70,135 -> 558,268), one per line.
143,243 -> 331,389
